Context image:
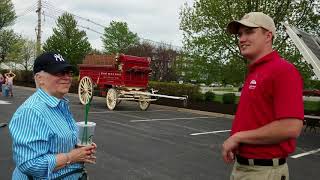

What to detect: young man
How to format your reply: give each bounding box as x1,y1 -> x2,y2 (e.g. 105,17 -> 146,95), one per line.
222,12 -> 304,180
9,52 -> 97,179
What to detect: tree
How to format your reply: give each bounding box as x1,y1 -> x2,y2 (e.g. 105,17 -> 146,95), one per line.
89,48 -> 103,55
180,0 -> 320,86
0,0 -> 16,31
173,53 -> 216,84
221,57 -> 246,86
125,41 -> 155,57
102,21 -> 139,54
8,37 -> 36,71
0,29 -> 19,64
0,0 -> 16,67
19,39 -> 36,71
43,13 -> 92,70
125,41 -> 181,81
151,44 -> 179,81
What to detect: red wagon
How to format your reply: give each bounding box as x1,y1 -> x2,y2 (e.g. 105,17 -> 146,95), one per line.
78,54 -> 187,110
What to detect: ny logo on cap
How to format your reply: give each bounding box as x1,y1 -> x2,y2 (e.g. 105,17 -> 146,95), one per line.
54,54 -> 65,62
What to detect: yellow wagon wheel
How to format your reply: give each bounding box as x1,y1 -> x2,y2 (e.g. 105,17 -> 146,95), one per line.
106,88 -> 118,110
138,94 -> 150,111
78,76 -> 93,105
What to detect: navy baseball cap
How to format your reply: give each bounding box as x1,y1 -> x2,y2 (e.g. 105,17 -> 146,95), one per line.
33,52 -> 74,74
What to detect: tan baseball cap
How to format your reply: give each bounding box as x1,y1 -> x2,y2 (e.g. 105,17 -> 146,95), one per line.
226,12 -> 276,38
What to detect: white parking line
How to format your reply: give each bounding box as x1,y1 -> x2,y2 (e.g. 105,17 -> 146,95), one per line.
290,148 -> 320,158
0,100 -> 11,104
190,130 -> 231,136
89,109 -> 169,114
89,111 -> 116,114
130,116 -> 211,122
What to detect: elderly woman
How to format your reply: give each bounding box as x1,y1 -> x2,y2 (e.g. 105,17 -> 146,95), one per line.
9,52 -> 97,179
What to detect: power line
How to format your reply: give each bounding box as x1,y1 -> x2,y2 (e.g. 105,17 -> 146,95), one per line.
42,1 -> 105,28
43,11 -> 182,51
16,2 -> 38,17
41,1 -> 182,50
77,25 -> 104,35
13,1 -> 183,51
42,12 -> 59,22
15,1 -> 38,12
43,12 -> 104,36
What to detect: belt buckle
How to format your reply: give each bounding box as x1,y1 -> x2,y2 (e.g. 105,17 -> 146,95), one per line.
272,159 -> 280,166
248,159 -> 254,166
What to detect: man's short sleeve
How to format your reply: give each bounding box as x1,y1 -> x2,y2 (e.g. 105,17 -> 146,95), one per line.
273,64 -> 304,120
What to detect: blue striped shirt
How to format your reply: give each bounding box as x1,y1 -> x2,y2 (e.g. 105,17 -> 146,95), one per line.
9,88 -> 83,179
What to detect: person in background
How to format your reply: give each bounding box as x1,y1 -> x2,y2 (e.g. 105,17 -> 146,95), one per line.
0,73 -> 4,96
9,52 -> 97,179
221,12 -> 304,180
5,70 -> 16,97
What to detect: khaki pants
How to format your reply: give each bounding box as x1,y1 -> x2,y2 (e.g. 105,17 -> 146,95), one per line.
230,161 -> 289,180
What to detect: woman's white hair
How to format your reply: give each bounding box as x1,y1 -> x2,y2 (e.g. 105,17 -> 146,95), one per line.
34,71 -> 48,88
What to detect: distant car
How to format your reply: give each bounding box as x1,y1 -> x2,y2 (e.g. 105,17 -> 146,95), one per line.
199,83 -> 206,87
303,89 -> 320,96
209,83 -> 221,87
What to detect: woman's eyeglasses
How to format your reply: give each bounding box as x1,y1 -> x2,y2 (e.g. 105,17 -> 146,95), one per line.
52,71 -> 73,77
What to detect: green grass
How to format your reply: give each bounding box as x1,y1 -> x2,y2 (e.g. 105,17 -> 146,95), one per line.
213,94 -> 223,103
211,87 -> 237,92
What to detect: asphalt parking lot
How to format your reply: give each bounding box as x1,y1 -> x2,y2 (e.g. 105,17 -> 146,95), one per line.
1,86 -> 319,180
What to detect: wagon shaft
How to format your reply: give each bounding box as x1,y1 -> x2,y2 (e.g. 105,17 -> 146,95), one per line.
119,90 -> 188,101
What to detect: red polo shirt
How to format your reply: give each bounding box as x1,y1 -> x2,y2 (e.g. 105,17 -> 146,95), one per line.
231,50 -> 304,159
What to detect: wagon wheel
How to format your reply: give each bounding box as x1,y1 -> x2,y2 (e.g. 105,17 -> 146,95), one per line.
138,95 -> 150,111
106,88 -> 118,110
78,76 -> 93,105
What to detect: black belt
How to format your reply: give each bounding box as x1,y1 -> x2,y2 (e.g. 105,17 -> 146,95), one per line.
236,155 -> 286,166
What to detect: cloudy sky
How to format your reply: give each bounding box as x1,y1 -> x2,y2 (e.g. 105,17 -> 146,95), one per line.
12,0 -> 194,50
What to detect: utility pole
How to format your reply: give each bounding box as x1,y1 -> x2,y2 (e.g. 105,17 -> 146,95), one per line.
35,0 -> 42,56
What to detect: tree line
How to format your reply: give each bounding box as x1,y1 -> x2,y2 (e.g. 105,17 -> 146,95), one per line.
0,0 -> 319,88
179,0 -> 319,87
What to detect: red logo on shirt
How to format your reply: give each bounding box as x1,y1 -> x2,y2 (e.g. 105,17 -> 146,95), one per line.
249,80 -> 256,89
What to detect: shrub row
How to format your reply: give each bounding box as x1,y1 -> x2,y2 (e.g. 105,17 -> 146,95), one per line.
222,93 -> 236,104
149,81 -> 236,104
148,81 -> 199,101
